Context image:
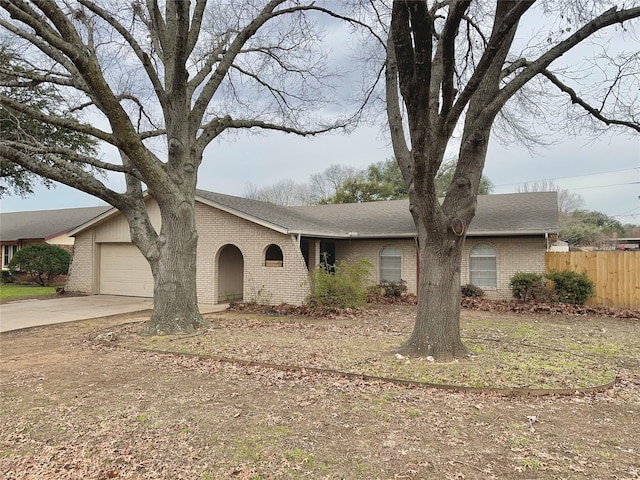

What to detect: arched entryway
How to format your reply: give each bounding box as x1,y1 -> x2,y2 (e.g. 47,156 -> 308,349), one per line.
217,244 -> 244,303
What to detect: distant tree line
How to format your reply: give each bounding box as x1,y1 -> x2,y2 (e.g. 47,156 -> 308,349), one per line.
516,180 -> 637,247
249,169 -> 637,247
245,157 -> 494,206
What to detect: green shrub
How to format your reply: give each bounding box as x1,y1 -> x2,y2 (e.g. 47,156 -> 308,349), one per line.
461,284 -> 485,298
379,279 -> 407,297
307,258 -> 372,309
8,243 -> 71,286
509,272 -> 547,302
1,270 -> 15,284
546,269 -> 594,305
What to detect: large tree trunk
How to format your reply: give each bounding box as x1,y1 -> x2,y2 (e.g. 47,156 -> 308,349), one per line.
141,194 -> 206,336
401,220 -> 468,361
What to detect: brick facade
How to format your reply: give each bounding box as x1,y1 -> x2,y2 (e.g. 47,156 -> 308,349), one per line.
461,236 -> 547,300
67,202 -> 311,305
335,236 -> 546,301
195,203 -> 310,305
65,232 -> 95,294
335,238 -> 418,294
67,201 -> 548,305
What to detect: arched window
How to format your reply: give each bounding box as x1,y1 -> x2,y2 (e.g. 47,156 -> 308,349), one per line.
469,244 -> 497,287
265,244 -> 283,267
380,244 -> 402,282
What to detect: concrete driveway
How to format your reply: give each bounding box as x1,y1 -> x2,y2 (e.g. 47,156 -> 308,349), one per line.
0,295 -> 225,333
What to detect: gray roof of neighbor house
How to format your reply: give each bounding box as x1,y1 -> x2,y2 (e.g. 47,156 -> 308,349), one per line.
0,206 -> 110,242
197,190 -> 559,238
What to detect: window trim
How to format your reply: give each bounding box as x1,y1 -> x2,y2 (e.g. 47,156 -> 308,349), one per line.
264,244 -> 284,267
379,244 -> 402,283
2,244 -> 18,270
469,243 -> 497,288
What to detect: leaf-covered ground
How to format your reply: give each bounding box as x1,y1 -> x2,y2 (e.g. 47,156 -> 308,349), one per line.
1,304 -> 638,479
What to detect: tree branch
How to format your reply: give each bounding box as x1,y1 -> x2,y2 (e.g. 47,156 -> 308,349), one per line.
540,68 -> 640,133
190,0 -> 288,130
445,1 -> 534,135
385,34 -> 412,188
0,94 -> 115,144
439,1 -> 471,117
77,0 -> 166,107
490,5 -> 640,124
221,117 -> 349,136
0,143 -> 126,207
4,141 -> 140,176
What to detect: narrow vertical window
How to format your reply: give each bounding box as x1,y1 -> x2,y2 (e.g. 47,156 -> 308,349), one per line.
380,244 -> 402,282
470,244 -> 497,287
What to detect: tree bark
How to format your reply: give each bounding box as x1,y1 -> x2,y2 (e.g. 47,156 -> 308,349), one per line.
141,193 -> 206,335
401,232 -> 468,360
401,194 -> 468,362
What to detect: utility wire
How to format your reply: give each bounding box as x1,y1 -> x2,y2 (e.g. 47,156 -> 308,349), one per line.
493,167 -> 640,188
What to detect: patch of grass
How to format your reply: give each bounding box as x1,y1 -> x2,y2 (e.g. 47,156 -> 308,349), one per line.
232,436 -> 264,463
603,438 -> 620,447
508,436 -> 531,447
283,448 -> 313,465
122,311 -> 619,391
517,457 -> 546,470
135,413 -> 149,423
0,284 -> 58,301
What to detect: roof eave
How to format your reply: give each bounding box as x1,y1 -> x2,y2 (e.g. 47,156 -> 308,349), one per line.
196,195 -> 290,235
68,207 -> 121,237
468,229 -> 558,236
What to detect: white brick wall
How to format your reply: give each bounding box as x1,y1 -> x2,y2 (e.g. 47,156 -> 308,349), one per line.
195,203 -> 310,305
66,231 -> 95,294
462,236 -> 547,300
335,238 -> 418,294
67,200 -> 547,304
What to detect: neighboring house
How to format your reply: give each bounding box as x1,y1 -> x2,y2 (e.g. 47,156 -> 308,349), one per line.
614,238 -> 640,251
0,206 -> 110,270
66,190 -> 559,303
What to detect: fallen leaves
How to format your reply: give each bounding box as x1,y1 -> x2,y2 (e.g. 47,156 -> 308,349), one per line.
1,305 -> 639,479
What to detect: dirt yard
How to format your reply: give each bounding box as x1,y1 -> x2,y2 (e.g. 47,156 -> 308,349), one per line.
1,305 -> 638,479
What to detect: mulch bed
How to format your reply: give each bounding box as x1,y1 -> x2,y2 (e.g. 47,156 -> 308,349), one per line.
228,296 -> 639,320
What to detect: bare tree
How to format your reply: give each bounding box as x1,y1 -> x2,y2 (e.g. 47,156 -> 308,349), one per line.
0,0 -> 367,334
384,1 -> 640,360
515,180 -> 584,218
308,163 -> 362,203
244,178 -> 312,206
244,163 -> 362,206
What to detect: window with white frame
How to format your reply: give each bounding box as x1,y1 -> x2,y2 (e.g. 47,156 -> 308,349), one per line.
2,245 -> 18,270
380,244 -> 402,282
469,244 -> 497,287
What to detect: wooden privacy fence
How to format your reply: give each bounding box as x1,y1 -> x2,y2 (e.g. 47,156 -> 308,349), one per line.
545,251 -> 640,309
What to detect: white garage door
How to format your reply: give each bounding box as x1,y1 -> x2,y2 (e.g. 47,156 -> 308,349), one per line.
100,244 -> 154,297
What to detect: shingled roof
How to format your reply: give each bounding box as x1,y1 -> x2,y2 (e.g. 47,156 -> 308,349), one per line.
0,206 -> 110,242
63,190 -> 558,239
196,190 -> 559,238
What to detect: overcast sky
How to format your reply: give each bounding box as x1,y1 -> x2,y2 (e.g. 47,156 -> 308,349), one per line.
2,125 -> 638,224
1,2 -> 639,225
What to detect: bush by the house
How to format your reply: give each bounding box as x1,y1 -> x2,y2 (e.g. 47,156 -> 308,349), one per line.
307,258 -> 372,309
379,279 -> 408,297
509,272 -> 547,302
546,270 -> 594,305
461,284 -> 485,298
1,270 -> 15,284
8,243 -> 71,286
